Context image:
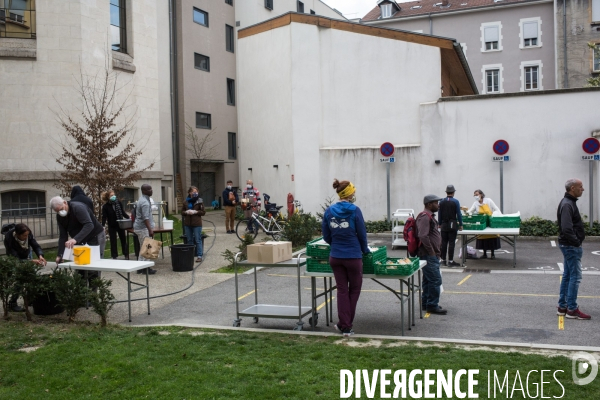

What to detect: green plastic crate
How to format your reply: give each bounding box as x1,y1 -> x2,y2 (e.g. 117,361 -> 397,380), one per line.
362,246 -> 387,275
463,214 -> 489,226
306,258 -> 332,273
306,237 -> 330,259
489,217 -> 521,228
462,222 -> 487,231
374,257 -> 420,276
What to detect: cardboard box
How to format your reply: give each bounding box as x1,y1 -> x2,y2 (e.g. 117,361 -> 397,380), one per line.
247,241 -> 292,264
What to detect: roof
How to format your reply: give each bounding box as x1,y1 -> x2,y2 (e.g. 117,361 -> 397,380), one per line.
362,0 -> 549,22
238,12 -> 478,95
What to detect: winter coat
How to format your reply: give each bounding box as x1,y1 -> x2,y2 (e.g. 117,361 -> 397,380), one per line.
101,200 -> 130,230
70,186 -> 94,211
322,201 -> 369,259
57,201 -> 104,258
182,197 -> 206,227
3,229 -> 43,260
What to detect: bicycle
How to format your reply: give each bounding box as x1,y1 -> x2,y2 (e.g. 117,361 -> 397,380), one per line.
236,205 -> 285,241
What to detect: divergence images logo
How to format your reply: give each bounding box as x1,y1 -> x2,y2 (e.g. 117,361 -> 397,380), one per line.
572,352 -> 598,386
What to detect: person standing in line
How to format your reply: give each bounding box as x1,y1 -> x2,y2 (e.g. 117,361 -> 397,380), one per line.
242,180 -> 261,233
557,178 -> 590,320
101,190 -> 130,260
223,180 -> 239,234
182,186 -> 206,263
133,184 -> 157,275
467,189 -> 501,259
438,185 -> 463,267
322,179 -> 370,337
70,185 -> 106,258
417,194 -> 446,315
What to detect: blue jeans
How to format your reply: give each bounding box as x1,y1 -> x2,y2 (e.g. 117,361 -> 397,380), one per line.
558,245 -> 583,311
420,255 -> 442,309
184,226 -> 203,257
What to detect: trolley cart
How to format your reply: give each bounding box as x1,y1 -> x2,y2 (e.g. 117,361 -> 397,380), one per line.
458,228 -> 519,268
233,251 -> 312,331
305,260 -> 425,336
391,209 -> 414,250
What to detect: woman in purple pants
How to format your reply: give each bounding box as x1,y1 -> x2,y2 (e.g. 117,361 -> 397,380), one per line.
322,179 -> 370,337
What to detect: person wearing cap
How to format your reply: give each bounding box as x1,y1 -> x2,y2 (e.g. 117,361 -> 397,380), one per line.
322,179 -> 370,337
438,185 -> 463,267
417,194 -> 446,315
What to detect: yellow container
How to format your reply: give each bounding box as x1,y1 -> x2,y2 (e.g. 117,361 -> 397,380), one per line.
73,246 -> 91,265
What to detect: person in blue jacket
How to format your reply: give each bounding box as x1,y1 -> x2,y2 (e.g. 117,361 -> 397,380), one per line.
322,179 -> 370,337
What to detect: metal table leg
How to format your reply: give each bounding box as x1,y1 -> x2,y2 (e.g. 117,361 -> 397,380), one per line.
146,268 -> 150,315
323,277 -> 329,327
127,272 -> 132,322
233,252 -> 241,327
400,279 -> 404,336
419,269 -> 423,319
329,277 -> 333,323
513,235 -> 517,268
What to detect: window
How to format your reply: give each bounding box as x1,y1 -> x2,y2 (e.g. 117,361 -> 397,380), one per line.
1,190 -> 45,217
226,24 -> 234,53
310,9 -> 315,15
117,188 -> 136,212
194,53 -> 210,72
196,112 -> 211,129
520,18 -> 542,48
593,0 -> 600,23
594,46 -> 600,72
228,132 -> 237,160
524,66 -> 539,90
265,0 -> 273,10
297,1 -> 304,13
486,69 -> 500,93
193,7 -> 208,27
227,79 -> 235,106
225,0 -> 233,5
481,22 -> 502,52
110,0 -> 127,53
381,3 -> 392,18
0,0 -> 36,39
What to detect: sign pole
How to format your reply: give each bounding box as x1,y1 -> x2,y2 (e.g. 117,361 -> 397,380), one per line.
386,163 -> 391,221
590,160 -> 594,228
500,161 -> 504,213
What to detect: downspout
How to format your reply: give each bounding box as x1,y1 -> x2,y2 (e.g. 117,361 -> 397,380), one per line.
429,13 -> 433,35
168,0 -> 180,179
563,0 -> 568,88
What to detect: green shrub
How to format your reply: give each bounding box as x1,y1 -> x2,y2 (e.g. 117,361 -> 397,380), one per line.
53,268 -> 90,323
0,256 -> 19,320
584,221 -> 600,236
89,277 -> 115,327
283,211 -> 320,247
365,219 -> 393,233
222,234 -> 255,268
14,259 -> 44,321
520,216 -> 559,237
316,196 -> 336,222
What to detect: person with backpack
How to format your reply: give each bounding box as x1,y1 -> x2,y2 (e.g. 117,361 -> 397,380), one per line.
417,194 -> 447,315
322,179 -> 370,337
438,185 -> 463,267
2,223 -> 46,312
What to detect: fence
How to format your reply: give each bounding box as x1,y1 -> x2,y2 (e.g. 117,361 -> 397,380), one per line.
1,207 -> 59,239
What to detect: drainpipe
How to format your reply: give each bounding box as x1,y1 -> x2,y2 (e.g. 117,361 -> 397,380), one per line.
563,0 -> 568,88
168,0 -> 180,211
429,13 -> 433,35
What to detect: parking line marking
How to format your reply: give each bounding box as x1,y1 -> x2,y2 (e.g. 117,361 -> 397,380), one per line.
457,275 -> 472,286
316,297 -> 335,311
551,241 -> 556,247
443,291 -> 600,299
237,290 -> 256,301
558,316 -> 564,330
557,263 -> 564,272
268,274 -> 311,279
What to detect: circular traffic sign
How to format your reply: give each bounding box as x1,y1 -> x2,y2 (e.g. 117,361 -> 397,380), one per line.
380,142 -> 395,157
493,140 -> 509,155
582,138 -> 600,154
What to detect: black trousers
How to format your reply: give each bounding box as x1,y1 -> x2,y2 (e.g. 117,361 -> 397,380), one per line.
108,227 -> 129,258
441,230 -> 458,261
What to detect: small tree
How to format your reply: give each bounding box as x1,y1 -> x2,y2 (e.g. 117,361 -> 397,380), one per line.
222,234 -> 255,268
89,277 -> 115,327
14,260 -> 44,322
0,256 -> 18,320
185,122 -> 220,177
53,65 -> 154,217
53,268 -> 89,323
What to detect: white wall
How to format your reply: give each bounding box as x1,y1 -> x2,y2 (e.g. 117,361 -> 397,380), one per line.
235,0 -> 345,30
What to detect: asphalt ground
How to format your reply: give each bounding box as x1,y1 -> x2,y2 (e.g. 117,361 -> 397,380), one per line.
133,236 -> 600,347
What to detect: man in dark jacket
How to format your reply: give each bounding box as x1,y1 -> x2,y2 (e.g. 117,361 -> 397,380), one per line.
438,185 -> 463,267
70,186 -> 94,211
417,194 -> 446,315
222,180 -> 239,234
557,178 -> 589,320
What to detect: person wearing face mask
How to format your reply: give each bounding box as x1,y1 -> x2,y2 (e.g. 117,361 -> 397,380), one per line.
222,180 -> 239,234
182,186 -> 206,262
2,223 -> 46,312
133,184 -> 157,274
101,190 -> 130,260
50,195 -> 105,282
467,189 -> 501,259
242,179 -> 261,234
322,179 -> 370,337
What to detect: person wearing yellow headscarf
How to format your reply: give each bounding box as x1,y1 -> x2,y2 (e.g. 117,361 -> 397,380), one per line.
322,179 -> 370,337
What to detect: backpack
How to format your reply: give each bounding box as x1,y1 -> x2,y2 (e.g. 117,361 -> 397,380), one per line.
1,223 -> 16,236
403,212 -> 432,257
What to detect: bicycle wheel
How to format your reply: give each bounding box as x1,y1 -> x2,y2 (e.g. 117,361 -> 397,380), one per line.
236,219 -> 258,241
270,221 -> 286,241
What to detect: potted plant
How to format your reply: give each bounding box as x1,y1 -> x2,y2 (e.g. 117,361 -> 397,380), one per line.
32,271 -> 65,316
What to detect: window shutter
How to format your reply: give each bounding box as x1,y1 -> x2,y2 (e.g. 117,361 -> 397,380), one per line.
523,21 -> 538,39
593,0 -> 600,22
484,26 -> 499,42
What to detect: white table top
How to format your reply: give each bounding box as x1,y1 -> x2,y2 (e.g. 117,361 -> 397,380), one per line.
58,259 -> 155,273
237,257 -> 307,268
458,228 -> 520,235
305,260 -> 425,280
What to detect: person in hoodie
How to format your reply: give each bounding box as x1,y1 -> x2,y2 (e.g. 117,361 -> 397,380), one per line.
322,179 -> 370,337
70,185 -> 106,257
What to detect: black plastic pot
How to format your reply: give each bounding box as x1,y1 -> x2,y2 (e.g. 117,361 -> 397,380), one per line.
32,291 -> 64,316
170,244 -> 196,272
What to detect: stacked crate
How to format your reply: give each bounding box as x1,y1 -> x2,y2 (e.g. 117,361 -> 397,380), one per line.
305,237 -> 387,274
462,214 -> 489,231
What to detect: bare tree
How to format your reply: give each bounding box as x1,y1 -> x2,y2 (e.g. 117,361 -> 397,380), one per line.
184,122 -> 220,190
53,65 -> 154,218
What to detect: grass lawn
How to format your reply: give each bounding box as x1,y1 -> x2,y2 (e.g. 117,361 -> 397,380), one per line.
0,321 -> 596,399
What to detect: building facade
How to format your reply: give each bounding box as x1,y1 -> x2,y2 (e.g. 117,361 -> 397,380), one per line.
362,0 -> 556,94
0,0 -> 171,229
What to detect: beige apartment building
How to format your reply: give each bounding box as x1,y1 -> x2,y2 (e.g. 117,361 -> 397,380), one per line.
171,0 -> 344,206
